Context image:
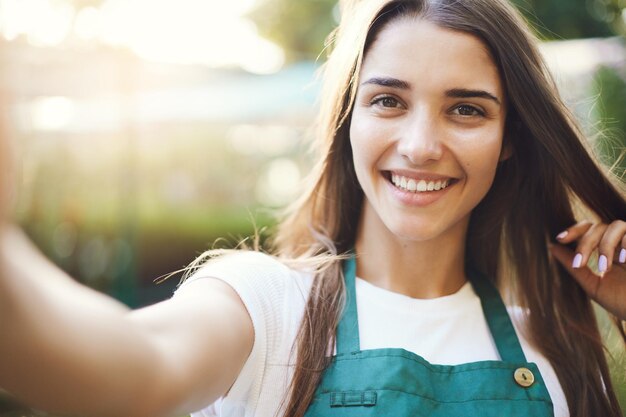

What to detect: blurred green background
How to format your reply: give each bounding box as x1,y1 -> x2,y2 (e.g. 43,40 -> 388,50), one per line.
0,0 -> 624,415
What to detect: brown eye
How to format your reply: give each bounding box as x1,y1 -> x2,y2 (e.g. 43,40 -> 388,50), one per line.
371,96 -> 402,108
454,105 -> 484,116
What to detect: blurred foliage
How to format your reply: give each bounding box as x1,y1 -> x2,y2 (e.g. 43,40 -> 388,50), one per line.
510,0 -> 614,39
587,0 -> 626,36
248,0 -> 624,61
592,65 -> 626,179
248,0 -> 338,61
15,121 -> 299,307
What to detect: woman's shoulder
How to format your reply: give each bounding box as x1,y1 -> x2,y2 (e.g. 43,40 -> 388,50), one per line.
193,250 -> 289,273
186,250 -> 310,284
180,249 -> 314,310
179,250 -> 314,416
176,249 -> 314,358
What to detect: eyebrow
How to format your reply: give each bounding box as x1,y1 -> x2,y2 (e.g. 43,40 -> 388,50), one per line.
446,88 -> 501,106
360,76 -> 410,90
360,76 -> 501,106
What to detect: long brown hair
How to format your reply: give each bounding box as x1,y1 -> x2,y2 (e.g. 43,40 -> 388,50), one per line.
271,0 -> 626,416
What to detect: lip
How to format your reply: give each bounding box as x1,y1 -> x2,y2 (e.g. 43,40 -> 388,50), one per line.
382,170 -> 458,207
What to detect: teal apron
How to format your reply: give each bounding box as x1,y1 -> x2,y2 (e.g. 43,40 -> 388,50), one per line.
304,257 -> 554,416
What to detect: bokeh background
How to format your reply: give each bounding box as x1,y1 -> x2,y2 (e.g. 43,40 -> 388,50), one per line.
0,0 -> 624,415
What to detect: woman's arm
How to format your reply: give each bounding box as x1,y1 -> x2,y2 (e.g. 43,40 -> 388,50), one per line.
0,227 -> 254,417
0,122 -> 14,228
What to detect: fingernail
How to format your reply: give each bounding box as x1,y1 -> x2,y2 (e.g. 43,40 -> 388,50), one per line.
572,253 -> 582,269
619,248 -> 626,264
598,255 -> 607,273
556,231 -> 568,240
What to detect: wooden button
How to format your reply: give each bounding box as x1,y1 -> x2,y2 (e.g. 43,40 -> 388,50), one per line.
514,367 -> 535,387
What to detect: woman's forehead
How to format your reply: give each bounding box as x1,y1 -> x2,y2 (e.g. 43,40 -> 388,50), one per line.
360,18 -> 503,99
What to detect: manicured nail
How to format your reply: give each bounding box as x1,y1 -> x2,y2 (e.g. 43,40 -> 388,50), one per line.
572,253 -> 583,269
598,255 -> 608,273
619,248 -> 626,264
556,231 -> 568,240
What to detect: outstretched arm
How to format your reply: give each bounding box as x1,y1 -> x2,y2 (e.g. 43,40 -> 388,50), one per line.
0,227 -> 254,417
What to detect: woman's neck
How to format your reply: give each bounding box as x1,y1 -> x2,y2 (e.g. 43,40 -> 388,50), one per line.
354,203 -> 468,299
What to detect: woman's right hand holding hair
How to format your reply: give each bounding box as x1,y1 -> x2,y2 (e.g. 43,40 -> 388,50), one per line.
550,220 -> 626,321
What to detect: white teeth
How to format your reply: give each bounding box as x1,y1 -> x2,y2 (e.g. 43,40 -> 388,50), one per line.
390,174 -> 451,193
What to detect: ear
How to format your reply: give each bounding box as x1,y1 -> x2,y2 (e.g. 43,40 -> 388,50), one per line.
499,140 -> 513,161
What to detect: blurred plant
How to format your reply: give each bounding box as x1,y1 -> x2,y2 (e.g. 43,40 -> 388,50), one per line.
247,0 -> 338,61
248,0 -> 621,61
588,0 -> 626,36
509,0 -> 614,39
592,65 -> 626,178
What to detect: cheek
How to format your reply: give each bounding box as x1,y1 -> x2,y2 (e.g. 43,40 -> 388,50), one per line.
350,117 -> 374,172
462,137 -> 503,191
349,118 -> 388,197
349,112 -> 391,170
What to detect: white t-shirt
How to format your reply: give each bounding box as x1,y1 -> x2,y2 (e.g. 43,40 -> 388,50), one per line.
175,251 -> 569,417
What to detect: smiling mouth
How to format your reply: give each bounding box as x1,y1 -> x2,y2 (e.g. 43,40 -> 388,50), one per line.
385,171 -> 458,193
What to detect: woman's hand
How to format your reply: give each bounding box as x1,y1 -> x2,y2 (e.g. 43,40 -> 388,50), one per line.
549,220 -> 626,320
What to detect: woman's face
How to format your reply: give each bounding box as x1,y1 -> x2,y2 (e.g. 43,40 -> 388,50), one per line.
350,18 -> 508,243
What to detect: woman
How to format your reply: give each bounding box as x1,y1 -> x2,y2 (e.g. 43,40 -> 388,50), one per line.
0,0 -> 624,416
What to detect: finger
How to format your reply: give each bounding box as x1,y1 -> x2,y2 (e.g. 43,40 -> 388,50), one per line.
571,222 -> 607,269
555,220 -> 593,244
549,243 -> 600,299
597,220 -> 626,273
619,234 -> 626,264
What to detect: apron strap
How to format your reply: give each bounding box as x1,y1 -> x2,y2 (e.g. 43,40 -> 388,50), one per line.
336,256 -> 361,355
336,256 -> 528,363
468,267 -> 528,363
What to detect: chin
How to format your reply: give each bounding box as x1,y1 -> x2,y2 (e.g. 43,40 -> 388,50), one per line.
386,220 -> 446,242
382,213 -> 470,244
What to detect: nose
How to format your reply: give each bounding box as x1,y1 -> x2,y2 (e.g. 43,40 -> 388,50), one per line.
396,110 -> 444,165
